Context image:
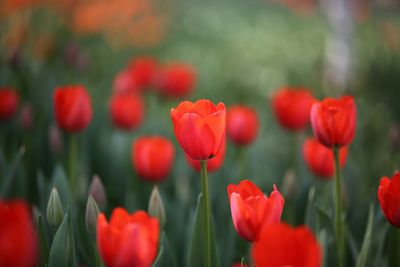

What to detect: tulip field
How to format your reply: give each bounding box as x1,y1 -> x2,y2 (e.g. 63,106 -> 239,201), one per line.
1,0 -> 400,266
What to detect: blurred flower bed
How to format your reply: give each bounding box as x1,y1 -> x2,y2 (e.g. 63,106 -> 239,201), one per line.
1,0 -> 400,266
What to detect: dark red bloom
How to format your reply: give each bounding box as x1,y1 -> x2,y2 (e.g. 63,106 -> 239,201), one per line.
156,62 -> 196,98
109,93 -> 144,131
113,57 -> 158,94
227,105 -> 259,146
0,88 -> 19,121
227,180 -> 284,242
132,136 -> 175,182
171,99 -> 226,160
310,96 -> 356,148
97,208 -> 159,267
378,172 -> 400,227
0,200 -> 37,267
54,85 -> 92,132
271,87 -> 314,131
302,138 -> 348,179
252,223 -> 321,267
185,138 -> 226,173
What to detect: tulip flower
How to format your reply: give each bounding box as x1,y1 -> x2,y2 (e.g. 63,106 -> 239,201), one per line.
113,57 -> 158,94
227,105 -> 259,146
378,172 -> 400,228
271,87 -> 314,131
53,85 -> 92,132
310,95 -> 356,267
171,99 -> 225,266
109,93 -> 144,131
227,180 -> 284,242
0,200 -> 37,267
302,138 -> 348,179
97,208 -> 159,267
186,138 -> 226,173
252,223 -> 321,267
0,88 -> 19,121
171,99 -> 226,160
310,95 -> 356,148
156,62 -> 196,98
132,136 -> 175,182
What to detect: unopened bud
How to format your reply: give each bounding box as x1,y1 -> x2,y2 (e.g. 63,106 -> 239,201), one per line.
85,194 -> 100,237
148,186 -> 166,229
281,169 -> 296,198
46,187 -> 64,229
88,175 -> 107,210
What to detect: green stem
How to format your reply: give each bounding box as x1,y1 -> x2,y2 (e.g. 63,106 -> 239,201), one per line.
333,146 -> 345,267
93,241 -> 102,267
69,134 -> 77,191
200,160 -> 211,267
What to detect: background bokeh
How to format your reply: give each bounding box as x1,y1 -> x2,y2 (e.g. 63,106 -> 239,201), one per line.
1,0 -> 400,266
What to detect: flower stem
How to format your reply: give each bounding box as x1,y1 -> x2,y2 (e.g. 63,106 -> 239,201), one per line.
333,146 -> 345,267
69,134 -> 77,191
200,160 -> 211,267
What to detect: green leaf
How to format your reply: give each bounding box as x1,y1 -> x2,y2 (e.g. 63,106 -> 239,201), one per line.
1,146 -> 25,197
304,186 -> 316,228
356,204 -> 374,267
51,165 -> 72,207
48,213 -> 76,267
187,193 -> 220,267
152,231 -> 178,267
315,204 -> 334,236
37,215 -> 50,267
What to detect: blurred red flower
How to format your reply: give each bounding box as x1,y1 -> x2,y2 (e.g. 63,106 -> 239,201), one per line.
97,208 -> 159,267
227,180 -> 284,242
378,172 -> 400,228
0,88 -> 19,121
156,62 -> 196,98
271,87 -> 314,131
252,223 -> 321,267
20,103 -> 33,130
302,138 -> 348,179
227,105 -> 259,146
0,200 -> 37,267
186,138 -> 226,173
310,96 -> 356,148
113,57 -> 158,94
132,136 -> 175,182
171,99 -> 226,160
54,85 -> 92,132
109,93 -> 144,131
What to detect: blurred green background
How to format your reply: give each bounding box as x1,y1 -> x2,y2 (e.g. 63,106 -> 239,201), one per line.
1,0 -> 400,266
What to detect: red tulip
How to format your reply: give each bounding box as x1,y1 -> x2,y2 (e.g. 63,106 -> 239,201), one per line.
54,85 -> 92,132
252,223 -> 321,267
227,180 -> 284,242
0,88 -> 19,121
186,138 -> 226,173
97,208 -> 159,267
302,138 -> 348,179
156,62 -> 196,98
132,136 -> 175,182
271,87 -> 314,131
0,200 -> 37,267
378,172 -> 400,227
113,57 -> 158,94
310,96 -> 356,148
109,93 -> 144,131
227,105 -> 259,146
171,99 -> 226,160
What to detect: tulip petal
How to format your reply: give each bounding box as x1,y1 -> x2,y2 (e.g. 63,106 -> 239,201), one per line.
175,112 -> 216,160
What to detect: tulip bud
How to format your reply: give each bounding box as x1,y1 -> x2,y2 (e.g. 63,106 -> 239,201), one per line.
88,175 -> 107,210
85,195 -> 100,237
148,186 -> 166,229
46,188 -> 64,229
